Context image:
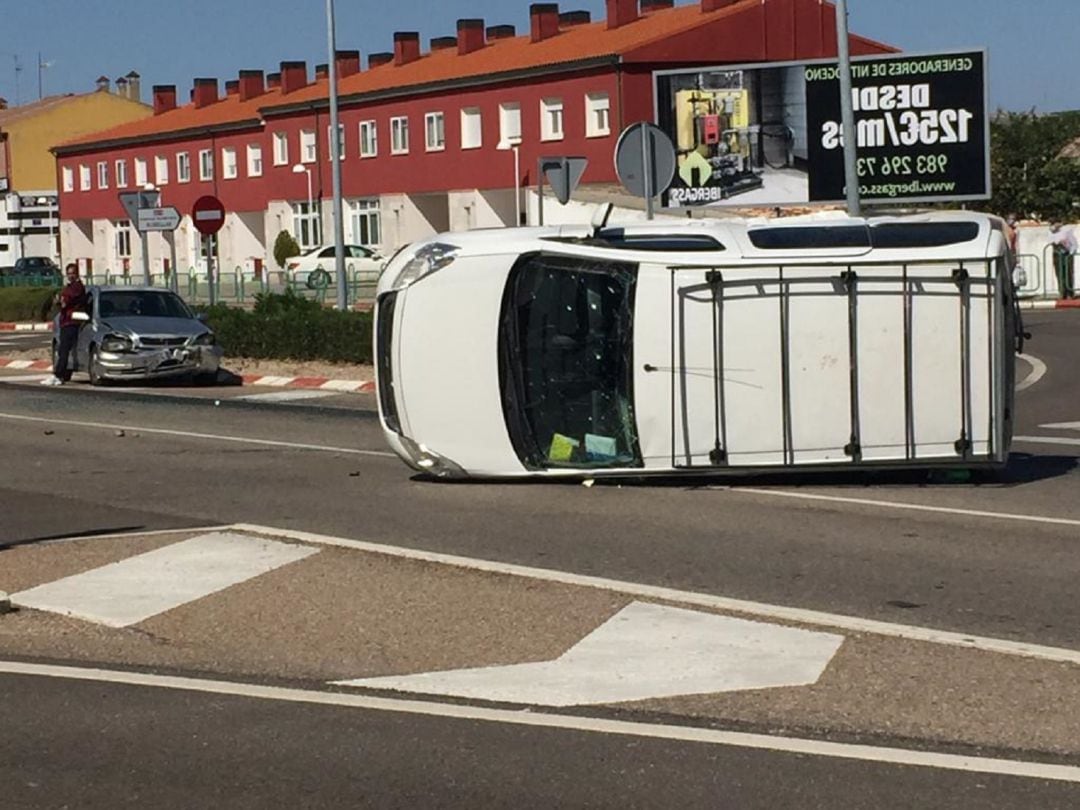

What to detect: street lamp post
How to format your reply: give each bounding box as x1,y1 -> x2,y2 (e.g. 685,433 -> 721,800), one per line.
326,0 -> 348,310
292,164 -> 313,248
498,137 -> 522,227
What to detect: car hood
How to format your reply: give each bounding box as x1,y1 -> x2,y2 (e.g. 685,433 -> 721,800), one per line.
394,256 -> 520,474
101,316 -> 209,339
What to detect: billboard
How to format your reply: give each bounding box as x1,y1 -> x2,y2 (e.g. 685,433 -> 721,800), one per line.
656,50 -> 989,209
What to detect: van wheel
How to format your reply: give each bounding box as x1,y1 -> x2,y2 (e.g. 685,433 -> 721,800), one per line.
88,346 -> 108,386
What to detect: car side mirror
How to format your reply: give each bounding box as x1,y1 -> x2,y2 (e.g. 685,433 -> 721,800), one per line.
71,311 -> 90,323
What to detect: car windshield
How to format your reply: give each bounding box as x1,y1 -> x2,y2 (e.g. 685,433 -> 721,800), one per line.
499,254 -> 641,470
99,290 -> 193,319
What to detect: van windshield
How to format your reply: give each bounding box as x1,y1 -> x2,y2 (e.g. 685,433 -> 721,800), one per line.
499,254 -> 641,470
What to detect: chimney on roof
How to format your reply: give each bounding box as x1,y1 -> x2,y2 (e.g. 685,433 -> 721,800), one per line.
266,72 -> 281,90
152,85 -> 176,115
193,78 -> 218,108
115,76 -> 128,98
606,0 -> 638,29
125,70 -> 141,102
530,3 -> 560,42
0,98 -> 7,110
701,0 -> 740,11
641,0 -> 673,11
315,63 -> 329,80
280,61 -> 307,94
226,79 -> 240,96
95,75 -> 110,92
486,24 -> 516,40
559,10 -> 591,27
369,52 -> 394,68
394,32 -> 421,66
457,19 -> 486,55
335,50 -> 361,78
238,70 -> 265,101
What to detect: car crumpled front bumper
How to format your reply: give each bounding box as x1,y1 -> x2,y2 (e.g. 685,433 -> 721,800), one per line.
97,344 -> 224,379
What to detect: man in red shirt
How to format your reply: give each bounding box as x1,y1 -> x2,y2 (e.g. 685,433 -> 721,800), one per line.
41,263 -> 88,386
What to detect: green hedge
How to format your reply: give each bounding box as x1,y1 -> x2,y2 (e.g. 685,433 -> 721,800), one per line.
0,286 -> 56,322
202,290 -> 373,364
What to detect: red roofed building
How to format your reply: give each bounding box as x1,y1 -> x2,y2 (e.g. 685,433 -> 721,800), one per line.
53,0 -> 894,280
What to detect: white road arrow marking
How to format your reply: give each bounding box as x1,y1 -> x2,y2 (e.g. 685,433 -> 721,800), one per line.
1038,421 -> 1080,431
13,532 -> 317,627
335,601 -> 844,706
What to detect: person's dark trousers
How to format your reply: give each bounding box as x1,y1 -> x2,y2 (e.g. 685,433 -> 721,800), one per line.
1055,247 -> 1075,299
54,324 -> 80,382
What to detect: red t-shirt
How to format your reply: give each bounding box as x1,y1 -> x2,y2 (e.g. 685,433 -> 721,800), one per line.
58,279 -> 87,328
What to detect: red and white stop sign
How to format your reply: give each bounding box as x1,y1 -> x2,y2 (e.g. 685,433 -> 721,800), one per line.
191,195 -> 226,236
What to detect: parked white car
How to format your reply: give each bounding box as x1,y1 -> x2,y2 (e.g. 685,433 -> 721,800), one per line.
287,244 -> 384,288
374,212 -> 1018,480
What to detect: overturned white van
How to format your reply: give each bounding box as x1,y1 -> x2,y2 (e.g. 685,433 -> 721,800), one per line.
374,212 -> 1019,479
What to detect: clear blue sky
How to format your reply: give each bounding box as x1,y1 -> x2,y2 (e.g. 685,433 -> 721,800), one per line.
0,0 -> 1073,113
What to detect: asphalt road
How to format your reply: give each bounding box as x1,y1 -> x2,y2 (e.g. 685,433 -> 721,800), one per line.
1,309 -> 1079,807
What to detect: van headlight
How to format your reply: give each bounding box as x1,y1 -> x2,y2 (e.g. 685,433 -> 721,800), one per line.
387,242 -> 460,291
397,435 -> 467,478
101,334 -> 133,353
192,332 -> 216,347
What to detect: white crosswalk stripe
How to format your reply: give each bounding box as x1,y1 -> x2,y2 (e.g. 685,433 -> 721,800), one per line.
12,532 -> 318,627
236,390 -> 338,403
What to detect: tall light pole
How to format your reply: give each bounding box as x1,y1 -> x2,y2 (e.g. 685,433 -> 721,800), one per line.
835,0 -> 861,217
498,137 -> 522,227
326,0 -> 347,310
292,164 -> 313,246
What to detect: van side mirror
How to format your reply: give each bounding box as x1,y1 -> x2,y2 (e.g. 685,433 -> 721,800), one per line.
71,311 -> 90,322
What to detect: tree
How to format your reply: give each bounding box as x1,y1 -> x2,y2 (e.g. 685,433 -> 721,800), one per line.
273,230 -> 301,269
989,110 -> 1080,221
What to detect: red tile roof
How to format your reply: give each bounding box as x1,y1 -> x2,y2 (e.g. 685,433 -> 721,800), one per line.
58,0 -> 894,152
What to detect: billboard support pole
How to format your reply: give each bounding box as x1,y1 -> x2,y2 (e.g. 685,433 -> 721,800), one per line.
835,0 -> 861,218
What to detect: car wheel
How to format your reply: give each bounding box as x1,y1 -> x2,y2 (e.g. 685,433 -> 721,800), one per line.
307,269 -> 331,290
87,346 -> 108,386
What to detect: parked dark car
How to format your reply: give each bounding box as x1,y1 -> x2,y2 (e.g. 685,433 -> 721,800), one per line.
2,256 -> 62,282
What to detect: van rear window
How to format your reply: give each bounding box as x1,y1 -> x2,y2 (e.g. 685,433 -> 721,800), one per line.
748,222 -> 981,250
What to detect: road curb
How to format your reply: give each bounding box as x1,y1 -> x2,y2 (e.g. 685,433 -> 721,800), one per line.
1018,299 -> 1080,310
0,590 -> 10,615
0,357 -> 375,393
0,322 -> 53,332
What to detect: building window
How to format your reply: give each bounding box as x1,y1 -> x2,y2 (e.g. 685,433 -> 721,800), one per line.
222,147 -> 237,179
247,144 -> 263,177
97,162 -> 109,189
199,149 -> 214,181
348,198 -> 381,247
155,155 -> 169,185
460,107 -> 482,150
134,158 -> 148,187
115,220 -> 132,259
425,112 -> 445,152
586,93 -> 611,138
359,120 -> 377,157
115,160 -> 128,188
177,152 -> 191,183
541,98 -> 564,141
62,167 -> 74,193
79,165 -> 91,191
300,129 -> 316,164
327,123 -> 345,160
273,132 -> 289,166
499,102 -> 521,146
390,116 -> 409,154
291,201 -> 322,250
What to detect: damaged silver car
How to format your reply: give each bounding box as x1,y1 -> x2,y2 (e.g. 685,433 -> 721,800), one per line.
55,286 -> 223,385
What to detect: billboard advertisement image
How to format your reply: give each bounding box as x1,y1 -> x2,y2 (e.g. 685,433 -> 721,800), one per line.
656,50 -> 988,209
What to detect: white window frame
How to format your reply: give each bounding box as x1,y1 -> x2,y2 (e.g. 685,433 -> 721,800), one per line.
272,132 -> 289,166
62,167 -> 74,193
222,147 -> 238,180
115,160 -> 128,189
390,116 -> 409,155
134,158 -> 148,187
498,102 -> 522,146
585,92 -> 611,138
359,120 -> 377,157
97,161 -> 109,190
540,98 -> 564,142
247,144 -> 263,177
199,149 -> 214,181
424,111 -> 445,152
177,152 -> 191,183
115,220 -> 133,259
79,165 -> 91,191
348,198 -> 381,247
460,107 -> 482,150
291,201 -> 322,251
154,155 -> 169,185
300,129 -> 316,164
327,123 -> 345,160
